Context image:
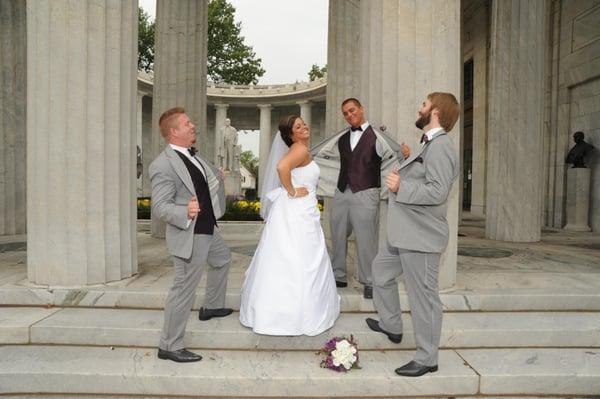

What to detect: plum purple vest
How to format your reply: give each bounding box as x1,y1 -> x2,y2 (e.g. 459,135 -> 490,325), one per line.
336,126 -> 382,193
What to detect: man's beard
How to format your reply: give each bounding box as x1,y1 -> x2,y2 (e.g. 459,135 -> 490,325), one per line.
415,111 -> 431,130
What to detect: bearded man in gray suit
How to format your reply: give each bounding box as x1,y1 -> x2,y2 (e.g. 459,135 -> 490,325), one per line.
150,107 -> 233,363
366,93 -> 460,377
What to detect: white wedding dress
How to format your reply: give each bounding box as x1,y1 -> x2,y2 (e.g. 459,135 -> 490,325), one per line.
239,161 -> 340,336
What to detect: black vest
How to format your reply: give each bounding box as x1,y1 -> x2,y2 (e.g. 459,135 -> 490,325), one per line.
175,151 -> 217,235
337,127 -> 382,192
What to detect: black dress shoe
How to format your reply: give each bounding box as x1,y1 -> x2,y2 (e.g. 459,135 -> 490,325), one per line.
365,318 -> 402,343
157,348 -> 202,363
335,281 -> 347,288
198,307 -> 233,321
395,360 -> 438,377
363,285 -> 373,299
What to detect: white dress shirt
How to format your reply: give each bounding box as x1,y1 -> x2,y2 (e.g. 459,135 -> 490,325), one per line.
421,127 -> 444,147
350,121 -> 371,151
170,144 -> 206,179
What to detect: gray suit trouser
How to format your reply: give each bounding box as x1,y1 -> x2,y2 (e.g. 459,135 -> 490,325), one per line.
330,187 -> 379,286
159,232 -> 231,351
372,242 -> 442,367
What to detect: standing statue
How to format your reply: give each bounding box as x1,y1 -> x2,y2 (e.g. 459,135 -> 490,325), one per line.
220,118 -> 238,171
566,131 -> 595,168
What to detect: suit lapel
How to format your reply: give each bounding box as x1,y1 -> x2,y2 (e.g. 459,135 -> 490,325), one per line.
165,146 -> 196,195
399,143 -> 428,170
399,130 -> 447,170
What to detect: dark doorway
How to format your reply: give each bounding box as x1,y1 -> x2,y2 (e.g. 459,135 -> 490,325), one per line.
463,59 -> 474,210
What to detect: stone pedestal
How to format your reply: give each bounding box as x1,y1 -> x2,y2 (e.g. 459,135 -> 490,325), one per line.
564,168 -> 591,232
151,0 -> 208,238
485,0 -> 547,242
0,0 -> 27,236
26,0 -> 138,285
224,171 -> 242,198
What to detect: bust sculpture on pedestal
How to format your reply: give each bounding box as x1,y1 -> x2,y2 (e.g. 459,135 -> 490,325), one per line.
564,131 -> 596,232
566,131 -> 595,168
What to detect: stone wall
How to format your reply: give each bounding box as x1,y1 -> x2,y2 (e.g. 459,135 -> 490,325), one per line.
546,0 -> 600,231
462,0 -> 489,217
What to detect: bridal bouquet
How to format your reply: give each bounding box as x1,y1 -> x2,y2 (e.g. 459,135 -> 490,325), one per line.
318,335 -> 360,372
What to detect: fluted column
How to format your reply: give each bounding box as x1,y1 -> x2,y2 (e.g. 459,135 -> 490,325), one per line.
258,104 -> 272,194
26,0 -> 138,285
151,0 -> 208,238
214,103 -> 229,166
357,0 -> 461,289
0,0 -> 27,236
485,0 -> 546,242
136,92 -> 144,196
298,100 -> 312,128
325,0 -> 361,135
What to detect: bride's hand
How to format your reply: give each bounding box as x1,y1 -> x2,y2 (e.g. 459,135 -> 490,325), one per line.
288,186 -> 309,198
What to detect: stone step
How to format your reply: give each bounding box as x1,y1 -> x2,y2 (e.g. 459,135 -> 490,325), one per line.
2,285 -> 600,312
3,307 -> 599,350
0,345 -> 598,397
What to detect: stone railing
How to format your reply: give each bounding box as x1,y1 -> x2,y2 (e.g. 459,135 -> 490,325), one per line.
137,70 -> 327,98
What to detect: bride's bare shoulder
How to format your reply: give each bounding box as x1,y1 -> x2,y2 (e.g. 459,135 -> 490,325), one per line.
289,142 -> 309,155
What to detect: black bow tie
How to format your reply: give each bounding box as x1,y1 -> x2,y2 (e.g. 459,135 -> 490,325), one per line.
420,134 -> 429,144
188,147 -> 197,157
350,126 -> 363,132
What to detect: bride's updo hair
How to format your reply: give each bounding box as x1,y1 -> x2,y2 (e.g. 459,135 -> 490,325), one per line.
279,115 -> 300,147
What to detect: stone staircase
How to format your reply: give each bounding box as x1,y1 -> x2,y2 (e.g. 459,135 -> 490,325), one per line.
1,290 -> 600,398
2,222 -> 600,397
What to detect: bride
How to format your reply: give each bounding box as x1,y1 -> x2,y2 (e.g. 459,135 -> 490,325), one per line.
239,115 -> 340,336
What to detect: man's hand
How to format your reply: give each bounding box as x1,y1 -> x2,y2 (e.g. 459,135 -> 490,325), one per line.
401,142 -> 410,159
386,169 -> 401,193
188,196 -> 201,219
218,168 -> 225,181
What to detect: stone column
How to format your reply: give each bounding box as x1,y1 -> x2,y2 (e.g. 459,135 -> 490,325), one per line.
141,96 -> 153,197
151,0 -> 208,238
298,100 -> 312,128
136,93 -> 144,197
485,0 -> 547,242
322,0 -> 362,240
258,104 -> 272,194
26,0 -> 138,285
357,0 -> 461,289
0,0 -> 27,236
214,103 -> 229,166
326,0 -> 361,135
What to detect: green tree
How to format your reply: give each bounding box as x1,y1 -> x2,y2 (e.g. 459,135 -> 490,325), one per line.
208,0 -> 265,84
240,150 -> 259,188
138,8 -> 155,72
308,64 -> 327,81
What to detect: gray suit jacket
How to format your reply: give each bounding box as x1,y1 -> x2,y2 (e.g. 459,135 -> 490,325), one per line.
149,146 -> 226,259
311,127 -> 402,199
387,131 -> 458,253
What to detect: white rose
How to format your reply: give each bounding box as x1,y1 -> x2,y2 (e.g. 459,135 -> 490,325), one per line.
331,340 -> 358,369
